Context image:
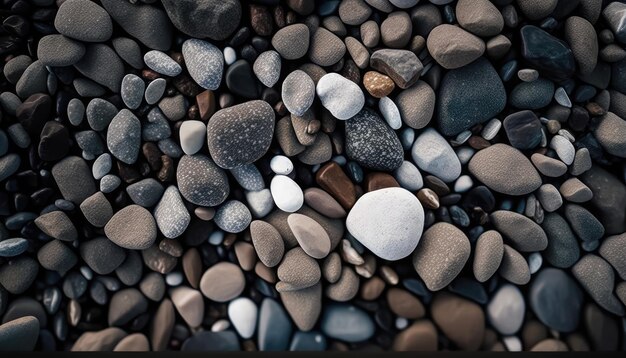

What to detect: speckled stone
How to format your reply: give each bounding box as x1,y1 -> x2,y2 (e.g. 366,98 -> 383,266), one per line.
154,186 -> 190,239
120,74 -> 145,110
253,50 -> 281,88
182,39 -> 224,90
207,100 -> 275,169
143,51 -> 181,77
106,109 -> 141,164
176,154 -> 230,207
572,255 -> 625,316
86,98 -> 117,131
214,200 -> 252,233
473,230 -> 504,283
411,127 -> 462,183
282,70 -> 315,116
271,24 -> 310,60
104,205 -> 157,250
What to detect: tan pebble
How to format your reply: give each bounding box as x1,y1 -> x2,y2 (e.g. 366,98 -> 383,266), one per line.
379,265 -> 399,285
322,252 -> 342,283
277,247 -> 321,290
234,241 -> 257,271
498,244 -> 531,285
387,288 -> 425,319
250,220 -> 285,267
392,320 -> 438,351
360,276 -> 386,300
287,213 -> 331,259
531,339 -> 569,351
114,333 -> 150,351
182,248 -> 202,289
199,262 -> 245,302
280,282 -> 322,331
355,254 -> 376,278
303,187 -> 347,219
254,261 -> 277,284
325,267 -> 359,302
431,292 -> 485,351
341,239 -> 365,265
417,188 -> 439,209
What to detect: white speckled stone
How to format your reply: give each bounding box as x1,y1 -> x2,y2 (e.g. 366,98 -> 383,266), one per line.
143,50 -> 182,77
182,39 -> 224,90
253,50 -> 281,88
106,109 -> 141,164
230,164 -> 265,191
120,74 -> 144,109
282,70 -> 315,116
153,186 -> 190,239
245,189 -> 274,218
214,200 -> 252,233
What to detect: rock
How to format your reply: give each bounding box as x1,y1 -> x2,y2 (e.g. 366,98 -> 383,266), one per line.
108,288 -> 148,326
0,257 -> 38,294
161,0 -> 240,41
282,70 -> 315,116
154,186 -> 190,239
427,24 -> 485,70
541,213 -> 580,268
107,109 -> 140,164
604,2 -> 626,44
139,272 -> 165,301
179,120 -> 206,156
105,205 -> 157,250
347,187 -> 423,261
380,11 -> 412,48
431,293 -> 484,351
316,73 -> 365,120
270,175 -> 304,213
230,164 -> 264,191
363,71 -> 394,98
112,37 -> 143,70
396,81 -> 435,129
490,210 -> 548,251
487,284 -> 525,335
74,44 -> 124,92
309,28 -> 346,67
71,327 -> 127,351
52,156 -> 96,204
289,331 -> 327,351
144,78 -> 166,105
530,268 -> 583,332
277,247 -> 321,290
370,49 -> 423,89
411,127 -> 461,183
437,57 -> 506,136
412,222 -> 471,291
35,211 -> 77,241
113,334 -> 150,351
345,108 -> 403,170
3,55 -> 31,85
272,24 -> 310,60
228,297 -> 257,339
143,51 -> 181,77
468,144 -> 541,196
0,238 -> 28,257
37,239 -> 77,275
564,204 -> 604,242
126,179 -> 164,208
387,288 -> 425,319
549,135 -> 575,165
37,35 -> 85,67
287,213 -> 331,259
338,0 -> 372,25
509,78 -> 555,110
101,0 -> 172,50
565,16 -> 598,75
572,255 -> 625,315
250,220 -> 284,267
0,316 -> 39,351
517,0 -> 557,20
580,166 -> 626,235
214,200 -> 251,233
520,25 -> 576,80
258,298 -> 292,350
182,39 -> 223,90
473,230 -> 504,282
38,122 -> 69,161
537,184 -> 563,212
594,112 -> 626,158
169,286 -> 204,327
531,153 -> 567,177
559,178 -> 592,203
15,61 -> 47,99
456,0 -> 503,37
321,304 -> 374,342
79,237 -> 126,274
86,98 -> 117,131
54,0 -> 112,42
599,233 -> 626,280
281,283 -> 322,331
177,154 -> 229,207
207,100 -> 274,169
116,251 -> 143,286
79,192 -> 113,228
254,50 -> 281,87
200,262 -> 245,302
181,331 -> 239,351
392,320 -> 438,351
499,245 -> 531,285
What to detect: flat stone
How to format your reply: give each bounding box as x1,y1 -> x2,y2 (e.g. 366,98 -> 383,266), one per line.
71,327 -> 127,351
309,28 -> 346,67
370,49 -> 423,89
288,213 -> 331,259
107,109 -> 140,164
105,205 -> 157,250
169,286 -> 204,327
411,127 -> 461,183
37,35 -> 85,67
258,298 -> 292,350
126,178 -> 164,208
79,237 -> 126,275
282,70 -> 315,117
228,297 -> 257,339
564,204 -> 604,242
254,50 -> 281,87
200,262 -> 245,302
176,154 -> 229,207
541,213 -> 580,268
270,175 -> 304,213
108,288 -> 148,326
277,247 -> 320,290
161,0 -> 240,41
530,268 -> 583,332
112,37 -> 143,70
281,283 -> 322,331
565,16 -> 598,75
321,304 -> 374,342
395,80 -> 435,129
456,0 -> 503,37
214,200 -> 251,233
74,44 -> 124,92
473,230 -> 504,282
79,192 -> 113,228
380,11 -> 412,48
52,156 -> 96,204
499,245 -> 531,285
427,24 -> 485,69
509,78 -> 555,110
520,25 -> 576,80
0,316 -> 39,351
431,292 -> 484,350
490,210 -> 548,251
599,232 -> 626,280
272,24 -> 310,60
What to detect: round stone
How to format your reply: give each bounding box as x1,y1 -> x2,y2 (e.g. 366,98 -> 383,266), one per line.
182,39 -> 224,90
200,262 -> 246,302
176,154 -> 230,207
104,205 -> 157,250
316,73 -> 365,120
487,284 -> 525,335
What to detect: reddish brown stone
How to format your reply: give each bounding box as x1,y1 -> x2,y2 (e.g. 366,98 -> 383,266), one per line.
363,71 -> 395,98
392,320 -> 438,351
250,5 -> 273,36
196,90 -> 216,121
387,288 -> 425,319
431,292 -> 485,351
315,162 -> 357,210
157,155 -> 174,182
364,172 -> 400,192
468,136 -> 491,150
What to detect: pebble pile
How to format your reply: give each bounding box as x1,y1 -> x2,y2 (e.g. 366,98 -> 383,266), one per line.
0,0 -> 625,352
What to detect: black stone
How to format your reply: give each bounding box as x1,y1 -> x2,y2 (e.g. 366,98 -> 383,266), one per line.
530,268 -> 583,332
16,93 -> 52,137
38,122 -> 69,162
503,110 -> 543,150
462,186 -> 495,212
226,60 -> 260,99
161,0 -> 241,41
520,25 -> 576,81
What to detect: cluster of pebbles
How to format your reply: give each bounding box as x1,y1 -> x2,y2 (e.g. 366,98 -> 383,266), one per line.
1,0 -> 626,352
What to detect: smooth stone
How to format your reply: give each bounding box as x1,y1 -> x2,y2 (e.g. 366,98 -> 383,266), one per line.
139,272 -> 165,301
604,2 -> 626,44
105,205 -> 157,250
0,238 -> 29,257
321,304 -> 374,342
594,112 -> 626,158
250,220 -> 284,267
71,328 -> 127,351
54,0 -> 112,42
176,154 -> 229,207
161,0 -> 240,41
531,153 -> 568,177
258,298 -> 292,351
282,70 -> 315,117
181,331 -> 240,351
144,79 -> 166,105
158,94 -> 186,121
270,175 -> 304,213
126,178 -> 164,208
549,135 -> 575,165
52,156 -> 96,204
580,166 -> 626,235
144,51 -> 181,77
520,25 -> 576,80
536,184 -> 563,212
86,98 -> 117,131
154,186 -> 190,239
487,284 -> 525,335
112,37 -> 143,70
0,316 -> 39,351
338,0 -> 372,25
37,35 -> 85,67
3,56 -> 32,85
108,288 -> 148,326
169,286 -> 204,327
35,211 -> 77,241
541,213 -> 580,268
107,109 -> 141,164
228,297 -> 257,339
271,24 -> 310,60
230,164 -> 264,191
316,73 -> 365,120
143,107 -> 171,141
393,161 -> 423,191
281,283 -> 323,331
207,100 -> 275,169
80,192 -> 113,228
74,44 -> 124,92
392,320 -> 438,351
254,50 -> 281,87
290,331 -> 326,351
113,333 -> 150,352
437,58 -> 506,136
179,120 -> 206,155
468,144 -> 541,195
370,49 -> 423,89
345,108 -> 403,171
214,200 -> 251,233
347,187 -> 424,261
182,39 -> 224,90
412,222 -> 471,291
411,127 -> 461,183
456,0 -> 503,37
564,204 -> 604,242
599,233 -> 626,280
379,96 -> 402,130
100,174 -> 121,193
530,268 -> 583,332
0,154 -> 20,183
559,178 -> 592,203
120,74 -> 144,110
572,255 -> 625,315
16,61 -> 47,99
303,188 -> 346,219
490,210 -> 548,251
200,262 -> 245,302
308,28 -> 346,67
288,213 -> 331,259
509,78 -> 555,110
427,24 -> 485,70
473,230 -> 504,283
431,292 -> 485,351
277,247 -> 321,290
396,80 -> 435,129
79,237 -> 126,275
270,156 -> 293,175
387,288 -> 425,319
380,11 -> 412,48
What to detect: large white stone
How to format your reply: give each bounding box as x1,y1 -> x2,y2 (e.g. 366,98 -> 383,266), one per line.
270,175 -> 304,213
486,284 -> 525,335
228,297 -> 258,339
316,73 -> 365,120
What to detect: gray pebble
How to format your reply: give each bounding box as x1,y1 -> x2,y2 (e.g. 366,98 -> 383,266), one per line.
7,123 -> 30,149
121,74 -> 145,110
253,50 -> 281,88
182,39 -> 224,90
230,163 -> 265,191
158,94 -> 187,121
143,107 -> 172,142
79,192 -> 113,228
154,186 -> 190,239
3,55 -> 32,85
572,254 -> 625,316
144,50 -> 182,77
214,200 -> 252,233
107,109 -> 141,164
67,98 -> 85,126
54,0 -> 113,42
105,205 -> 157,250
37,35 -> 86,67
16,60 -> 47,99
52,156 -> 96,204
74,44 -> 124,93
144,78 -> 166,105
100,174 -> 121,193
176,154 -> 230,207
282,70 -> 315,116
112,37 -> 143,70
92,153 -> 112,180
126,178 -> 165,208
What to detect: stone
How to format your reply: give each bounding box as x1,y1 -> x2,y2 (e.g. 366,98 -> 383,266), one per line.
105,205 -> 157,250
250,220 -> 285,267
487,284 -> 525,335
37,35 -> 85,67
282,70 -> 315,116
71,327 -> 127,351
112,37 -> 143,70
594,112 -> 626,158
580,166 -> 626,235
270,175 -> 304,213
363,71 -> 394,98
258,298 -> 292,351
431,292 -> 484,351
412,223 -> 471,291
126,179 -> 164,208
79,237 -> 126,275
499,245 -> 531,285
228,298 -> 258,339
86,98 -> 117,132
541,213 -> 580,268
277,247 -> 321,290
0,316 -> 39,351
169,286 -> 204,327
288,213 -> 331,259
473,230 -> 504,283
214,200 -> 251,233
144,78 -> 166,105
321,304 -> 374,342
52,156 -> 96,204
520,25 -> 576,80
380,11 -> 412,48
338,0 -> 372,25
564,204 -> 604,242
74,44 -> 124,92
573,255 -> 625,315
411,128 -> 461,183
154,186 -> 190,239
316,73 -> 365,120
531,153 -> 568,177
565,16 -> 598,75
456,0 -> 503,37
161,0 -> 241,41
392,320 -> 438,351
536,184 -> 563,212
281,283 -> 322,331
427,24 -> 485,70
530,268 -> 583,332
200,262 -> 245,302
272,24 -> 310,60
54,0 -> 112,42
182,39 -> 224,90
254,50 -> 281,88
176,154 -> 230,207
509,78 -> 555,110
396,81 -> 435,129
35,211 -> 77,242
79,192 -> 113,228
179,120 -> 206,156
490,210 -> 548,251
108,288 -> 148,326
599,233 -> 626,280
309,28 -> 346,67
101,0 -> 172,50
107,109 -> 140,164
370,49 -> 423,89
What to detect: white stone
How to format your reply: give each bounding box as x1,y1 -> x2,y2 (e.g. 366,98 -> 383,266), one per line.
503,336 -> 522,352
270,155 -> 293,175
379,96 -> 402,130
487,284 -> 525,335
179,120 -> 206,155
316,73 -> 365,120
393,160 -> 423,191
224,47 -> 236,65
549,135 -> 575,165
411,127 -> 462,183
454,175 -> 473,193
346,187 -> 425,261
270,175 -> 304,213
228,297 -> 258,339
245,189 -> 274,218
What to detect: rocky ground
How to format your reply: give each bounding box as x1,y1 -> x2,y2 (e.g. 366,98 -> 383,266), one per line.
0,0 -> 625,352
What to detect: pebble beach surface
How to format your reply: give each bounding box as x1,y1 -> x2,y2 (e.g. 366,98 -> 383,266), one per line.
0,0 -> 625,352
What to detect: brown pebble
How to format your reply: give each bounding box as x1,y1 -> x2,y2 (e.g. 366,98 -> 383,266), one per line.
234,241 -> 256,271
182,248 -> 202,289
255,261 -> 277,284
199,262 -> 245,302
469,135 -> 491,150
522,320 -> 548,350
306,119 -> 321,135
194,207 -> 215,221
498,244 -> 531,285
566,333 -> 590,351
417,188 -> 440,209
157,155 -> 174,182
431,292 -> 485,351
288,213 -> 331,259
196,90 -> 215,121
276,116 -> 306,156
315,162 -> 357,210
280,282 -> 322,331
250,220 -> 285,267
481,329 -> 499,350
142,69 -> 160,81
531,339 -> 569,351
585,102 -> 605,116
424,175 -> 450,196
360,276 -> 386,301
142,142 -> 162,171
325,267 -> 359,302
322,252 -> 342,283
141,244 -> 177,274
392,320 -> 438,351
379,265 -> 399,285
159,239 -> 183,258
277,247 -> 321,290
114,333 -> 150,351
150,298 -> 174,351
355,254 -> 376,278
250,5 -> 273,36
304,187 -> 347,219
387,288 -> 425,319
364,172 -> 400,192
363,71 -> 395,98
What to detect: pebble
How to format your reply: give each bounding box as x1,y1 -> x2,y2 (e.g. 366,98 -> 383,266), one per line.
411,128 -> 462,183
253,51 -> 281,88
258,298 -> 292,351
144,79 -> 166,105
79,237 -> 126,275
182,39 -> 224,90
104,204 -> 157,250
309,28 -> 346,67
120,74 -> 144,110
510,78 -> 555,110
396,81 -> 435,129
52,156 -> 96,204
79,192 -> 113,228
161,0 -> 240,41
412,222 -> 471,291
277,247 -> 321,290
572,255 -> 624,316
37,35 -> 85,67
393,161 -> 423,191
71,327 -> 127,351
531,153 -> 568,177
437,58 -> 506,136
179,120 -> 206,156
0,238 -> 29,257
270,175 -> 304,213
108,288 -> 148,326
520,25 -> 575,81
207,100 -> 275,169
250,220 -> 284,267
468,144 -> 541,196
594,112 -> 626,158
282,70 -> 315,116
0,153 -> 20,183
0,316 -> 40,351
379,96 -> 402,130
339,0 -> 372,25
228,297 -> 258,339
456,0 -> 503,37
107,109 -> 141,165
431,292 -> 484,351
370,49 -> 423,89
281,283 -> 323,331
112,37 -> 143,70
271,24 -> 310,60
316,73 -> 365,120
564,204 -> 605,242
214,200 -> 252,233
473,230 -> 504,283
143,107 -> 171,141
154,186 -> 190,239
392,320 -> 438,351
599,233 -> 626,280
169,286 -> 204,327
200,262 -> 245,302
86,98 -> 117,131
541,213 -> 580,268
176,154 -> 230,207
126,178 -> 164,208
491,210 -> 548,251
321,304 -> 374,342
74,44 -> 124,92
427,24 -> 485,70
287,213 -> 331,259
54,0 -> 112,42
363,71 -> 394,98
380,11 -> 412,48
345,108 -> 403,171
537,184 -> 563,212
487,284 -> 525,335
35,211 -> 77,242
499,244 -> 531,285
530,268 -> 583,332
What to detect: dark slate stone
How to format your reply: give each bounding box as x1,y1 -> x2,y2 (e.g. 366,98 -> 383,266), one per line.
520,25 -> 576,81
530,268 -> 583,332
503,110 -> 543,150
